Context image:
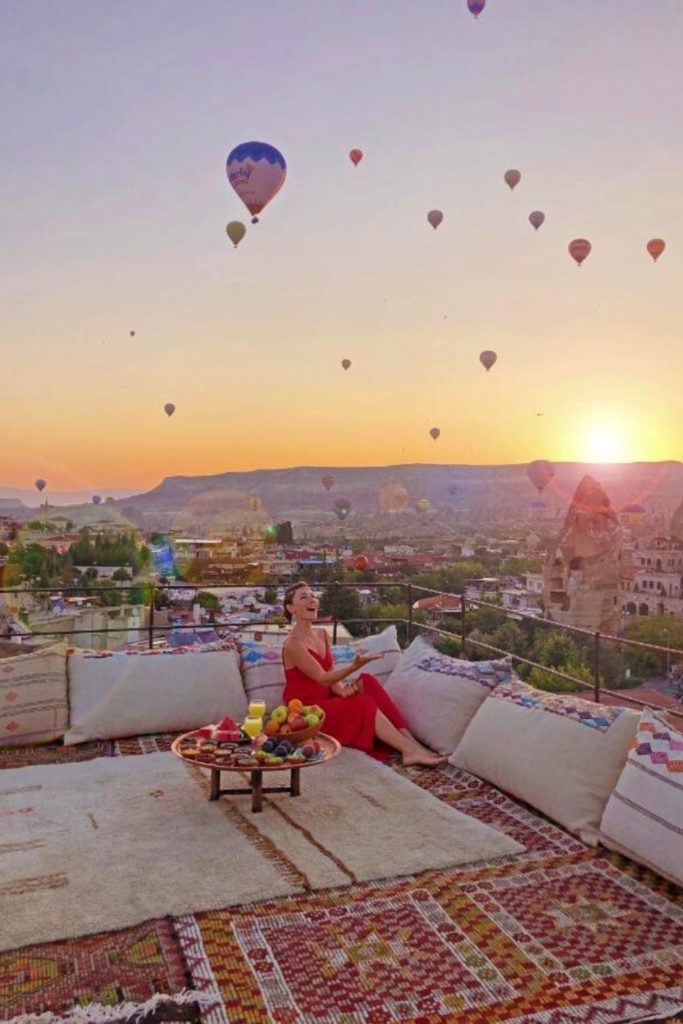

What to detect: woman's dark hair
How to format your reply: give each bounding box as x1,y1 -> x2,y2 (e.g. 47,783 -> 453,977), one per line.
283,580 -> 309,622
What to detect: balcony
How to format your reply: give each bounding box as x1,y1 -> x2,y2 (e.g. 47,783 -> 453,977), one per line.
1,581 -> 681,1024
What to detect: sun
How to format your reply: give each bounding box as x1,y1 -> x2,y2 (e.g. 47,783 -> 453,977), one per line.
583,424 -> 630,463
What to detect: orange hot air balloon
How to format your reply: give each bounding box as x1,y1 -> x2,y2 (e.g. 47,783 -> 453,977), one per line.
322,474 -> 335,491
504,169 -> 521,191
429,427 -> 441,441
427,210 -> 443,230
569,238 -> 592,267
354,554 -> 369,572
479,350 -> 497,372
646,238 -> 666,263
341,358 -> 351,371
526,459 -> 555,494
349,149 -> 363,166
416,498 -> 431,514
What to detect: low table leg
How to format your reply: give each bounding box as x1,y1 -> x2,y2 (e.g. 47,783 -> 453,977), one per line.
251,769 -> 263,813
210,769 -> 220,801
290,767 -> 301,797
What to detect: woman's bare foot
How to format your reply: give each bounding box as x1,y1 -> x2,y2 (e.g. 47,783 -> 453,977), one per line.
402,743 -> 448,768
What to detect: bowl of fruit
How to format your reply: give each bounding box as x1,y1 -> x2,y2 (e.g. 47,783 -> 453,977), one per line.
264,699 -> 325,745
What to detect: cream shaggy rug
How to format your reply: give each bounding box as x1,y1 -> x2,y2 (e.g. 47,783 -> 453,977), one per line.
0,750 -> 522,952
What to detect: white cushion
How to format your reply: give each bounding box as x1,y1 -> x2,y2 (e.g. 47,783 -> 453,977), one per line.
239,625 -> 403,707
385,635 -> 513,755
450,678 -> 639,845
600,709 -> 683,885
0,643 -> 68,746
64,646 -> 247,744
332,625 -> 403,687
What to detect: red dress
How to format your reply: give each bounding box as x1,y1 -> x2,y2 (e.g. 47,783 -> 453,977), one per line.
283,638 -> 407,761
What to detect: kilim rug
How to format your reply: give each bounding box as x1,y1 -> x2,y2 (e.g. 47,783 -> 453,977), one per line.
2,741 -> 681,1024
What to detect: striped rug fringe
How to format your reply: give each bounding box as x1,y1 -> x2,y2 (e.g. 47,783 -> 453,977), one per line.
7,991 -> 211,1024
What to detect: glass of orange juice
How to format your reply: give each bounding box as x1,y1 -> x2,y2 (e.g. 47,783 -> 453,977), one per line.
248,699 -> 267,719
243,715 -> 263,753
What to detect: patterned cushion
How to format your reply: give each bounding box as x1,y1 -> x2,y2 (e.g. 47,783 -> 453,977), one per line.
385,635 -> 513,755
0,643 -> 68,746
64,646 -> 247,744
239,625 -> 403,707
600,709 -> 683,885
450,678 -> 639,845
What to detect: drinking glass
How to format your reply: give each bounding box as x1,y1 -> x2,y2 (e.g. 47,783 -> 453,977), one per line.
243,715 -> 263,754
248,699 -> 267,719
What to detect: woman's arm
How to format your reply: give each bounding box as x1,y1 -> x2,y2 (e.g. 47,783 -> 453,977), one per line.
284,638 -> 380,689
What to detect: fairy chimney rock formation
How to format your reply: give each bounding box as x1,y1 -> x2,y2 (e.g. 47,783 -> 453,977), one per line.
670,499 -> 683,541
543,475 -> 622,634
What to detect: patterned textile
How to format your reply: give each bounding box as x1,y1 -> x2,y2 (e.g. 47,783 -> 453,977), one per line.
0,737 -> 111,770
0,919 -> 190,1020
493,678 -> 626,732
78,638 -> 238,658
2,734 -> 682,1024
600,709 -> 683,886
451,678 -> 639,845
0,643 -> 68,747
385,635 -> 513,755
180,852 -> 683,1024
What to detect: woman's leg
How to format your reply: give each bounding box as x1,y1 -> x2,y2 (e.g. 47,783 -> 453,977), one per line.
373,708 -> 447,767
361,673 -> 407,730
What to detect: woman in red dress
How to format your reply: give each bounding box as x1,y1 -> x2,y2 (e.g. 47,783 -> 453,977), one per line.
282,581 -> 446,767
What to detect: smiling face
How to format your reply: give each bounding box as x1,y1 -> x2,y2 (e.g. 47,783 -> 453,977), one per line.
286,583 -> 319,623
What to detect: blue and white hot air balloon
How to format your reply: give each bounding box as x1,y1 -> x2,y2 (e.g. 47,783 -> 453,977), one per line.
226,141 -> 287,223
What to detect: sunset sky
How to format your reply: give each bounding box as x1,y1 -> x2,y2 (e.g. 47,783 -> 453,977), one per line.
2,0 -> 682,494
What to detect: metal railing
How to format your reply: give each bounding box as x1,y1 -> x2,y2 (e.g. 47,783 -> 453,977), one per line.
2,579 -> 681,724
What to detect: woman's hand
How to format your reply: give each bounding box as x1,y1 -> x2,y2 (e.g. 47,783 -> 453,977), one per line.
352,649 -> 382,672
331,679 -> 360,698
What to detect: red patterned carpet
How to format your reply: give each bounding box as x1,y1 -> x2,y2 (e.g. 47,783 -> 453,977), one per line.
1,740 -> 681,1024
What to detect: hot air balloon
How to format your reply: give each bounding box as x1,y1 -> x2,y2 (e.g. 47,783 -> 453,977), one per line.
248,496 -> 262,512
448,483 -> 458,497
129,330 -> 136,338
334,498 -> 352,521
226,141 -> 286,223
479,350 -> 497,372
92,495 -> 102,506
430,427 -> 441,441
341,359 -> 351,371
647,238 -> 666,263
379,483 -> 409,514
164,403 -> 175,418
427,210 -> 444,230
569,239 -> 591,267
526,459 -> 555,494
416,498 -> 431,514
467,0 -> 486,17
35,479 -> 46,493
349,149 -> 363,166
504,170 -> 521,191
354,554 -> 369,572
226,221 -> 247,248
322,474 -> 335,491
529,210 -> 545,231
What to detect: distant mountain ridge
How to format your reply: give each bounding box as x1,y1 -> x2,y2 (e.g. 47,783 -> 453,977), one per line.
121,462 -> 683,519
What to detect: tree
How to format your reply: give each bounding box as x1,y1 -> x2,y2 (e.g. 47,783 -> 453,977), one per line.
499,556 -> 543,575
111,568 -> 132,582
319,583 -> 361,630
263,585 -> 278,605
197,591 -> 220,611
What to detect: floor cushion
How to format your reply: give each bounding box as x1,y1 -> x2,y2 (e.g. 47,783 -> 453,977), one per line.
64,644 -> 247,744
239,625 -> 403,707
385,635 -> 513,755
599,708 -> 683,886
0,642 -> 68,746
450,678 -> 639,845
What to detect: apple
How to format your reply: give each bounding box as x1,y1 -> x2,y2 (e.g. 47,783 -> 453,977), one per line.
289,715 -> 307,731
271,706 -> 288,724
304,714 -> 319,728
279,723 -> 292,735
